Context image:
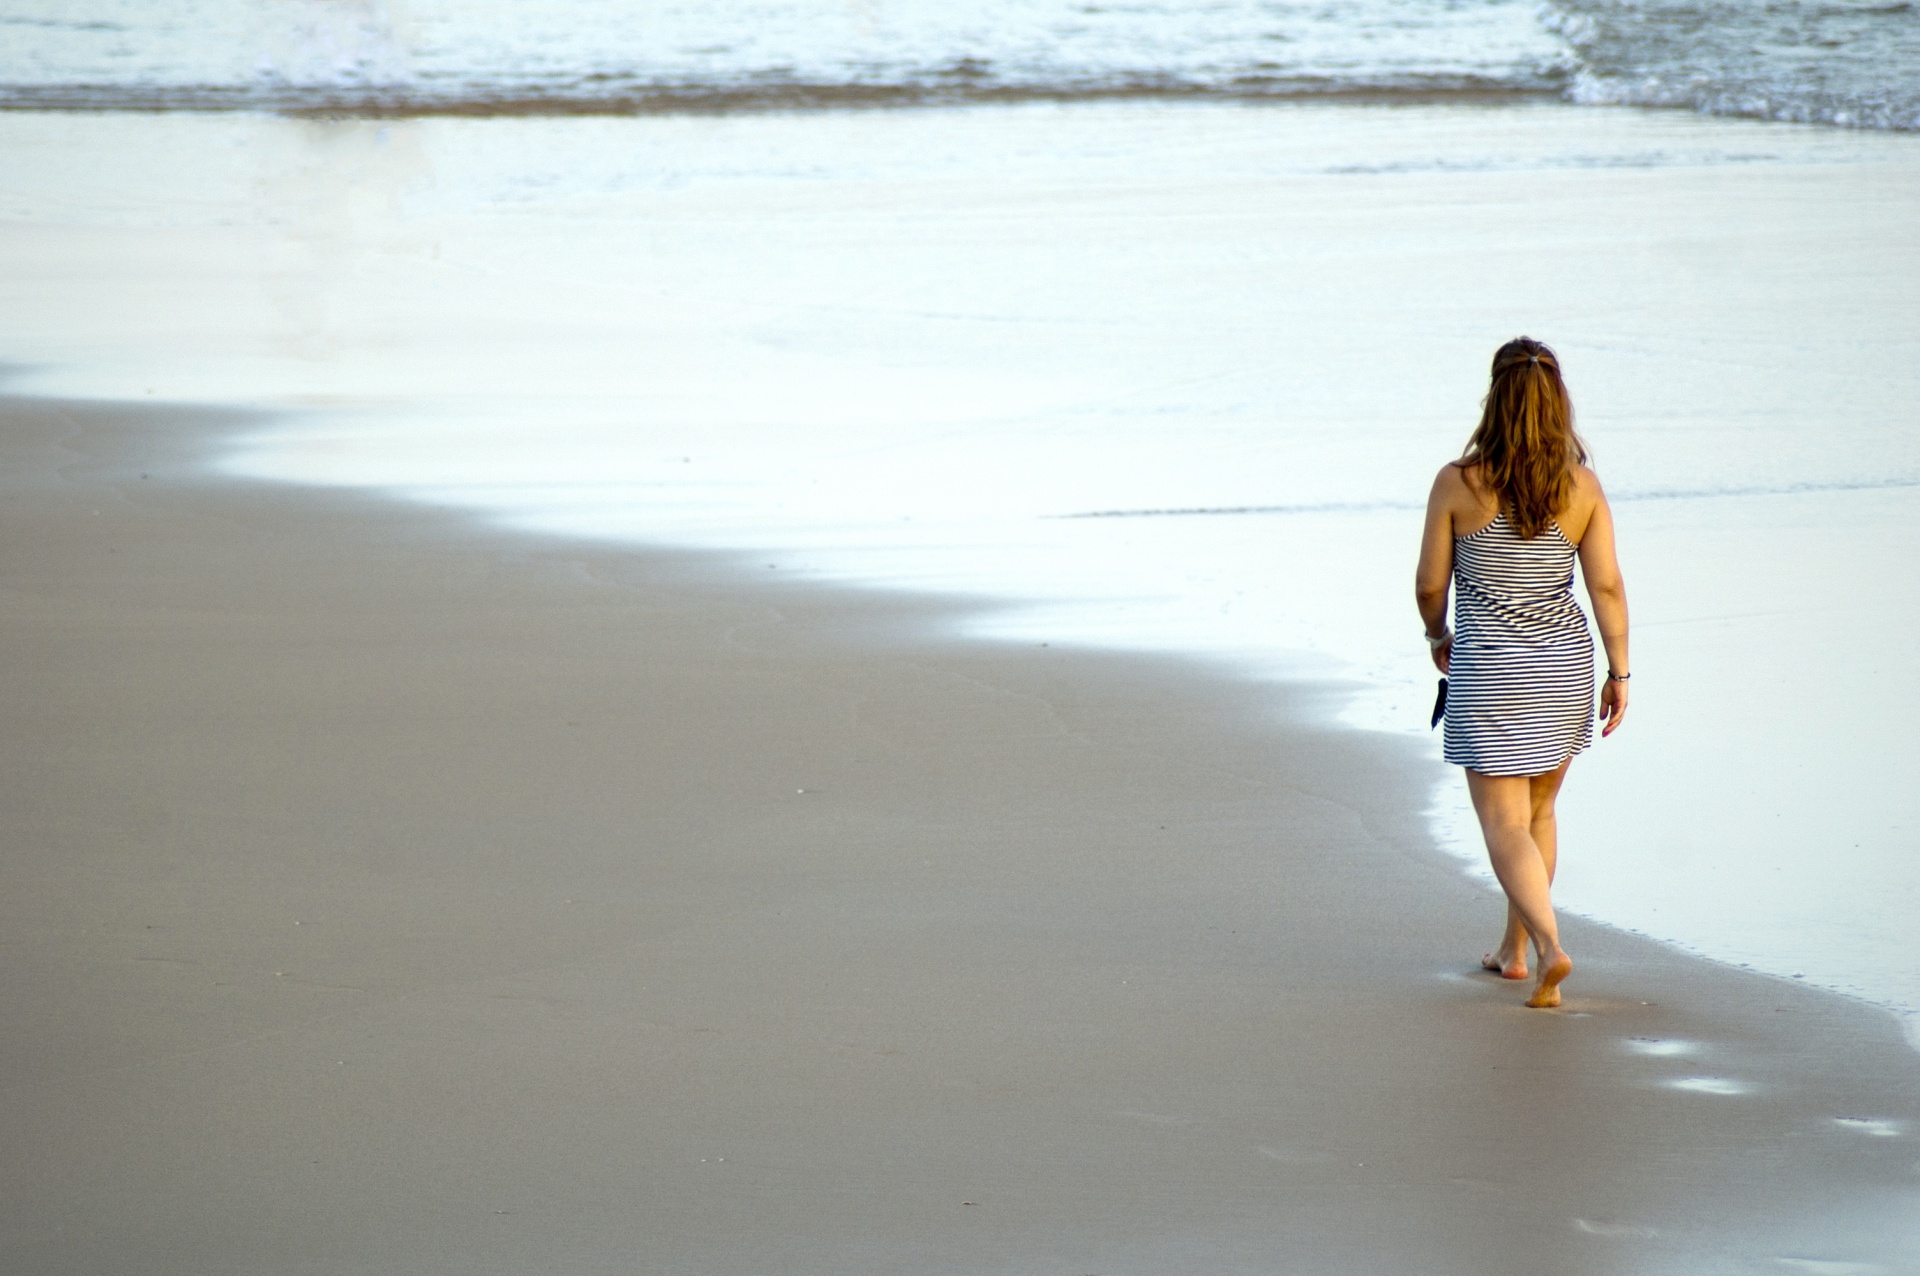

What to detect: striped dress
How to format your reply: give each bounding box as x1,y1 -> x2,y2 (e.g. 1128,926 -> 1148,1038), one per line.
1443,512 -> 1595,776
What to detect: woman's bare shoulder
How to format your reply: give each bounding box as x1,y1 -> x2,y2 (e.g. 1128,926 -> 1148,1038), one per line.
1569,463 -> 1609,509
1429,460 -> 1499,536
1431,459 -> 1494,516
1559,464 -> 1608,542
1429,459 -> 1474,499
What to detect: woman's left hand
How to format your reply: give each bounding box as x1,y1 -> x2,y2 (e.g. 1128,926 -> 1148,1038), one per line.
1430,637 -> 1451,673
1600,676 -> 1629,737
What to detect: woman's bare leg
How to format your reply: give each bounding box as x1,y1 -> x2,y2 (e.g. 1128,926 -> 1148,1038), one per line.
1482,760 -> 1570,979
1467,767 -> 1572,1007
1484,894 -> 1531,978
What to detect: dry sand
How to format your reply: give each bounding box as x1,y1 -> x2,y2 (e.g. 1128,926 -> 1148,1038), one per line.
3,391 -> 1917,1273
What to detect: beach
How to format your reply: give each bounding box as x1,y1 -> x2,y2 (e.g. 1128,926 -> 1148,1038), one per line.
4,390 -> 1918,1272
4,4 -> 1920,1256
6,101 -> 1919,1024
3,91 -> 1920,1266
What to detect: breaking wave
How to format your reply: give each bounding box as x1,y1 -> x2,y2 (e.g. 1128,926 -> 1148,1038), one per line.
0,0 -> 1913,130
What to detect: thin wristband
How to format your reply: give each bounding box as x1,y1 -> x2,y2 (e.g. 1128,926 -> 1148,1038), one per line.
1607,670 -> 1631,681
1427,628 -> 1452,650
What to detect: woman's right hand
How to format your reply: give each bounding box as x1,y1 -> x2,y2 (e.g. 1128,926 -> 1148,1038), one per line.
1430,638 -> 1451,673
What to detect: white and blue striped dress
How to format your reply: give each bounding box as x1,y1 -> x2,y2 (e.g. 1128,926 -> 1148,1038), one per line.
1444,513 -> 1595,776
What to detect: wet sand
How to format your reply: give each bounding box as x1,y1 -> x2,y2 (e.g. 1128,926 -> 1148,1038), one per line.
2,391 -> 1916,1272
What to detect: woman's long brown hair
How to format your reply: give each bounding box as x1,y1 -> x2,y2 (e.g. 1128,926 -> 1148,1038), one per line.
1461,337 -> 1588,538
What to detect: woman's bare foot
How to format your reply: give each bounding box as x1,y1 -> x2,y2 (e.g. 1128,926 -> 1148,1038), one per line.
1526,950 -> 1573,1008
1480,949 -> 1528,980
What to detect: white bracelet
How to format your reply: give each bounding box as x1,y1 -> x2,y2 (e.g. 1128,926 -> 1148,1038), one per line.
1426,628 -> 1452,650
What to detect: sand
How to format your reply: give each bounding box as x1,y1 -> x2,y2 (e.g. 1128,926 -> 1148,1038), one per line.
2,391 -> 1916,1273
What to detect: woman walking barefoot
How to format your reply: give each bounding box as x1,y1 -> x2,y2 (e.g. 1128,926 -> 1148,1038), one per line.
1415,338 -> 1630,1009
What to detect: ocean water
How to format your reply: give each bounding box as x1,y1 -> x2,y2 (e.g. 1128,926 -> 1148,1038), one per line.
2,99 -> 1915,1042
2,0 -> 1918,130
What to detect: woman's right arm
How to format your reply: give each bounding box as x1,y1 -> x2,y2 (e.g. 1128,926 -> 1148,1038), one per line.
1575,479 -> 1631,736
1415,467 -> 1458,672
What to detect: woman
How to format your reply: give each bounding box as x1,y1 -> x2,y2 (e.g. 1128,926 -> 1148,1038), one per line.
1415,337 -> 1630,1009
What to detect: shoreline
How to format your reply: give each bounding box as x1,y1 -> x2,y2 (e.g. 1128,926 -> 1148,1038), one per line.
4,390 -> 1916,1270
0,84 -> 1573,118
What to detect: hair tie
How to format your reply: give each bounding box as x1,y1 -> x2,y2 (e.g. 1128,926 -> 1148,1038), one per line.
1528,354 -> 1539,364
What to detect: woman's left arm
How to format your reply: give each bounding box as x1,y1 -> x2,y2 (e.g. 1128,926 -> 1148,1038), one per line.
1576,482 -> 1631,736
1415,468 -> 1457,672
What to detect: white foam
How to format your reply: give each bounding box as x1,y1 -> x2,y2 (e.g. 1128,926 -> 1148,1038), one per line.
1832,1118 -> 1902,1139
1665,1076 -> 1752,1096
0,0 -> 1577,107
